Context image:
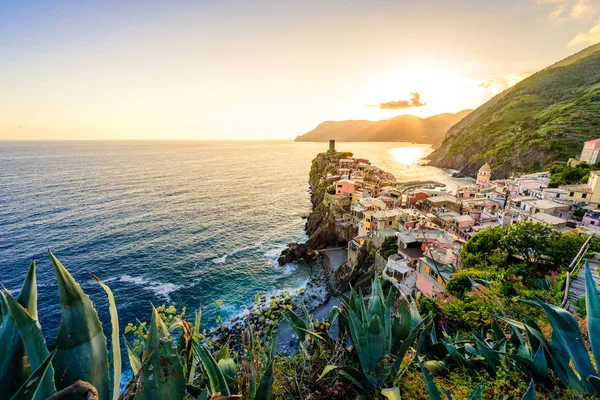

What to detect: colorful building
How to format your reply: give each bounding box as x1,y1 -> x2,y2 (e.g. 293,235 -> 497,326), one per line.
580,138 -> 600,164
336,179 -> 357,196
476,163 -> 491,186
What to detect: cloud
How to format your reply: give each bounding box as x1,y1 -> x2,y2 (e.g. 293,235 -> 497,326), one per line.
538,0 -> 597,22
569,22 -> 600,46
376,92 -> 425,110
478,71 -> 533,93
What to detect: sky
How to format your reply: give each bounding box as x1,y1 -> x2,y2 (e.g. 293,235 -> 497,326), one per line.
1,0 -> 600,140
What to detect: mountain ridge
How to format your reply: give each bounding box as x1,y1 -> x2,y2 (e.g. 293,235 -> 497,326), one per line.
294,110 -> 472,144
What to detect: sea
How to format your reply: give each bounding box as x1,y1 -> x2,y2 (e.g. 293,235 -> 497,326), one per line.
0,141 -> 471,339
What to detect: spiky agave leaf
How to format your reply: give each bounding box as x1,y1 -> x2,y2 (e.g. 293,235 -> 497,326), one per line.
135,308 -> 185,399
3,289 -> 55,399
253,358 -> 274,400
531,299 -> 596,384
10,349 -> 57,400
217,357 -> 238,395
49,250 -> 110,400
521,380 -> 535,400
419,362 -> 443,400
92,274 -> 121,400
192,342 -> 230,396
0,259 -> 39,397
585,261 -> 600,380
123,336 -> 141,375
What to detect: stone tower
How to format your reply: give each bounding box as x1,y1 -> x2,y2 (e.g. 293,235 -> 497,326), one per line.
477,163 -> 491,186
329,139 -> 335,151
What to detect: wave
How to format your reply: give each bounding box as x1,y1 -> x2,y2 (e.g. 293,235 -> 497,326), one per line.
212,241 -> 266,264
119,274 -> 183,301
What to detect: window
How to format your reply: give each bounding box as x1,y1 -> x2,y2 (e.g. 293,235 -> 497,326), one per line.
429,268 -> 439,280
556,194 -> 560,198
570,192 -> 575,197
583,193 -> 588,199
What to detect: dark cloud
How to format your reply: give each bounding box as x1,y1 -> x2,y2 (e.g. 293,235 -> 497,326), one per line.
377,92 -> 425,110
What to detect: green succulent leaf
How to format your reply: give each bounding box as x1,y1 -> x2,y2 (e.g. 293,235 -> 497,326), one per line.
521,380 -> 535,400
49,250 -> 110,400
3,289 -> 55,399
467,382 -> 484,400
193,342 -> 230,396
92,274 -> 121,400
0,259 -> 40,396
381,387 -> 401,400
123,336 -> 141,375
136,308 -> 186,399
419,362 -> 443,400
10,349 -> 57,400
532,299 -> 595,382
218,358 -> 238,395
584,261 -> 600,373
253,359 -> 274,400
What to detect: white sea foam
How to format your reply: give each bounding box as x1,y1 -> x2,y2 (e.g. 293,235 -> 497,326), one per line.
264,245 -> 287,260
212,242 -> 265,264
274,262 -> 298,275
120,274 -> 183,301
212,254 -> 228,264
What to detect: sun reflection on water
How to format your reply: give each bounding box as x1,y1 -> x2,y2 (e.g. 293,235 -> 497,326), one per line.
388,146 -> 425,166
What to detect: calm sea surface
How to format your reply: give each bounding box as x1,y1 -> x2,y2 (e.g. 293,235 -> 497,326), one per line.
0,141 -> 469,337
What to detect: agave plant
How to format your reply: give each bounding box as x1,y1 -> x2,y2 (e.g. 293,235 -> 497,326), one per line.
0,252 -> 121,400
316,278 -> 426,394
490,261 -> 600,395
1,251 -> 276,400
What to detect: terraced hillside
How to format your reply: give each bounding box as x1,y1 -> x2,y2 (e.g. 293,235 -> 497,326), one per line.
427,43 -> 600,178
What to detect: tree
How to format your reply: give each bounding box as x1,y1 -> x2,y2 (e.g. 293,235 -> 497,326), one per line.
460,226 -> 504,268
500,222 -> 560,270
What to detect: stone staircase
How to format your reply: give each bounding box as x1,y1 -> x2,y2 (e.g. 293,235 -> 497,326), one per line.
567,259 -> 600,312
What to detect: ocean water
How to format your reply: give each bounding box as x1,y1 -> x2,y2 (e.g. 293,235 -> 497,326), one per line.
0,141 -> 469,337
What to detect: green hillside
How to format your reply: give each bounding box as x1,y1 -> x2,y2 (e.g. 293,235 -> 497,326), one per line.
427,43 -> 600,178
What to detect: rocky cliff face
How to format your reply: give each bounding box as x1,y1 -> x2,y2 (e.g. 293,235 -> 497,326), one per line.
278,150 -> 354,265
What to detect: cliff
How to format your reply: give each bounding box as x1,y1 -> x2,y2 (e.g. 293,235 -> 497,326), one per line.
278,150 -> 356,265
427,43 -> 600,178
294,110 -> 472,144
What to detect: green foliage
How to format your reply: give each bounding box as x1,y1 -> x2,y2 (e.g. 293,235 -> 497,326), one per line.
8,248 -> 600,399
548,162 -> 600,187
431,43 -> 600,177
381,235 -> 399,259
577,296 -> 587,317
326,185 -> 336,195
419,297 -> 441,319
462,222 -> 589,281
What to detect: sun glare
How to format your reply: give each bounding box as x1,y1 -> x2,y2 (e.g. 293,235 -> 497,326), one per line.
348,65 -> 481,121
388,146 -> 425,166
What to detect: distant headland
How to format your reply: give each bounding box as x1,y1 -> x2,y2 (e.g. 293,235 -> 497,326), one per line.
294,110 -> 471,144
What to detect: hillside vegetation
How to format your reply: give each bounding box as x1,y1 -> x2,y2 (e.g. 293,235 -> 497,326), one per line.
427,43 -> 600,178
294,110 -> 471,144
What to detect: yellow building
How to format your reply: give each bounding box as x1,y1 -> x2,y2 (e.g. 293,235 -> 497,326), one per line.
561,170 -> 600,205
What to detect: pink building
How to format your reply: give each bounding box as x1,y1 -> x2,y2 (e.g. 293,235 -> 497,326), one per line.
336,179 -> 357,196
581,139 -> 600,164
339,158 -> 355,169
518,179 -> 548,195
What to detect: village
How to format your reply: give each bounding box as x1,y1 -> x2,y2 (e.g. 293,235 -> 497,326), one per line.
320,139 -> 600,298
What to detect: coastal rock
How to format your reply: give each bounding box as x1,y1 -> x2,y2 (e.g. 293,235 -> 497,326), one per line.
277,242 -> 313,265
